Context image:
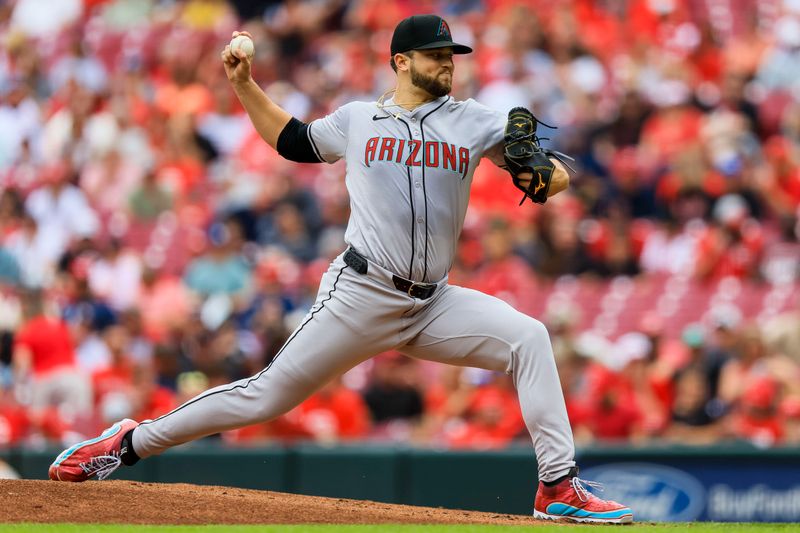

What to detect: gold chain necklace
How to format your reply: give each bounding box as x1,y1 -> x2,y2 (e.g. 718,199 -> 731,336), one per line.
375,88 -> 434,119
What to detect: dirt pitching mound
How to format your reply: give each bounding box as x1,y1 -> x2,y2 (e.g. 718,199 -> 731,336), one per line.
0,479 -> 543,525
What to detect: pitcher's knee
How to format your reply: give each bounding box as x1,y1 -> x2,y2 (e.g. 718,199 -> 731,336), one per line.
518,318 -> 553,355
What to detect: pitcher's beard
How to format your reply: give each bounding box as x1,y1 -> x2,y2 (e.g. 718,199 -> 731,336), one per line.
410,66 -> 451,97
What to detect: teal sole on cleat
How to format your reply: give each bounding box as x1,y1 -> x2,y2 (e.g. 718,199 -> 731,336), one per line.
50,422 -> 125,467
533,508 -> 634,524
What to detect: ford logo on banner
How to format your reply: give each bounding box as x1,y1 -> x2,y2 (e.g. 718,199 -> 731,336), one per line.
581,463 -> 706,521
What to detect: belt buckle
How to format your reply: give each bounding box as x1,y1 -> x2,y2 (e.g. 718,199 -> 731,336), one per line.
407,281 -> 434,299
407,282 -> 422,297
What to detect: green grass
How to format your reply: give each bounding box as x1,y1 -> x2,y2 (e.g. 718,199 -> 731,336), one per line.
1,525 -> 798,532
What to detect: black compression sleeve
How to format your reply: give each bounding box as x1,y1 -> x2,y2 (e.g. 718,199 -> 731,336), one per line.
277,117 -> 323,163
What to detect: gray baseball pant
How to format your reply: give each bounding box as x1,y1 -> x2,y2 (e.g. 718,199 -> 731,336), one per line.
133,251 -> 576,481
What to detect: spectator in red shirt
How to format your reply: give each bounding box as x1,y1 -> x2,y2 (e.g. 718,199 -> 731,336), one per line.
290,376 -> 370,442
730,377 -> 785,447
615,332 -> 671,436
639,85 -> 704,167
574,363 -> 643,442
695,194 -> 764,280
12,290 -> 91,419
444,372 -> 526,450
718,324 -> 800,419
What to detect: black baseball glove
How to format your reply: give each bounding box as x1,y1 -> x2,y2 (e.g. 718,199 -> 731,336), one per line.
503,107 -> 574,205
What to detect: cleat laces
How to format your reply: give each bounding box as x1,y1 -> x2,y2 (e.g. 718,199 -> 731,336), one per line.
570,476 -> 604,502
79,453 -> 122,480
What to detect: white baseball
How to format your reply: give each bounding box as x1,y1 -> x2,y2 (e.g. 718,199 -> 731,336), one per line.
230,35 -> 254,59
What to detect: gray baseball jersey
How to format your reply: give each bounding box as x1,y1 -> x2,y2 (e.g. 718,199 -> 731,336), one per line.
133,95 -> 576,482
309,95 -> 505,282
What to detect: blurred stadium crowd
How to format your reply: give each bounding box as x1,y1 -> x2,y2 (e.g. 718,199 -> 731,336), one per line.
0,0 -> 799,450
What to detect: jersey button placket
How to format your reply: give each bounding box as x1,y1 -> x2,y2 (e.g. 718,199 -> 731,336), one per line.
410,161 -> 426,279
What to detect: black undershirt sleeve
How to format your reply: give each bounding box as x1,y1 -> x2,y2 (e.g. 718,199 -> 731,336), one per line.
276,117 -> 323,163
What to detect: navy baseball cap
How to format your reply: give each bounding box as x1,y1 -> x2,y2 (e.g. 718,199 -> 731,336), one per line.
390,15 -> 472,56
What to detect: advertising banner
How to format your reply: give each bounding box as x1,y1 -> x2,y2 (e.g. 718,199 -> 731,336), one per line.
582,460 -> 800,522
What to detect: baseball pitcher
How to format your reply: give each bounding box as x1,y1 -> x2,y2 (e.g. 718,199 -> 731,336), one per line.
49,14 -> 632,524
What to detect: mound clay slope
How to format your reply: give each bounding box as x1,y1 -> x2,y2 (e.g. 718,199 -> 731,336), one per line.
0,479 -> 542,525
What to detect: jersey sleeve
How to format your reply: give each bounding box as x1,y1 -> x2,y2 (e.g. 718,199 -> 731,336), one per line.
468,99 -> 507,167
307,102 -> 355,163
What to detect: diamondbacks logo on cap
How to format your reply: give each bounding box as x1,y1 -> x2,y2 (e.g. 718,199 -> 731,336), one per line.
437,20 -> 451,39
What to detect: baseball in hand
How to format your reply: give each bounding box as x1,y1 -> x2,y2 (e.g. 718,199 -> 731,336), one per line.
230,35 -> 254,59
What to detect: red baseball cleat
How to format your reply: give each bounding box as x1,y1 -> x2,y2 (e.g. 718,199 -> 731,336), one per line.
49,419 -> 139,482
534,470 -> 633,524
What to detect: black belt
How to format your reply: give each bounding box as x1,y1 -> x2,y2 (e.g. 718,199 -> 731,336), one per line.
344,248 -> 437,300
